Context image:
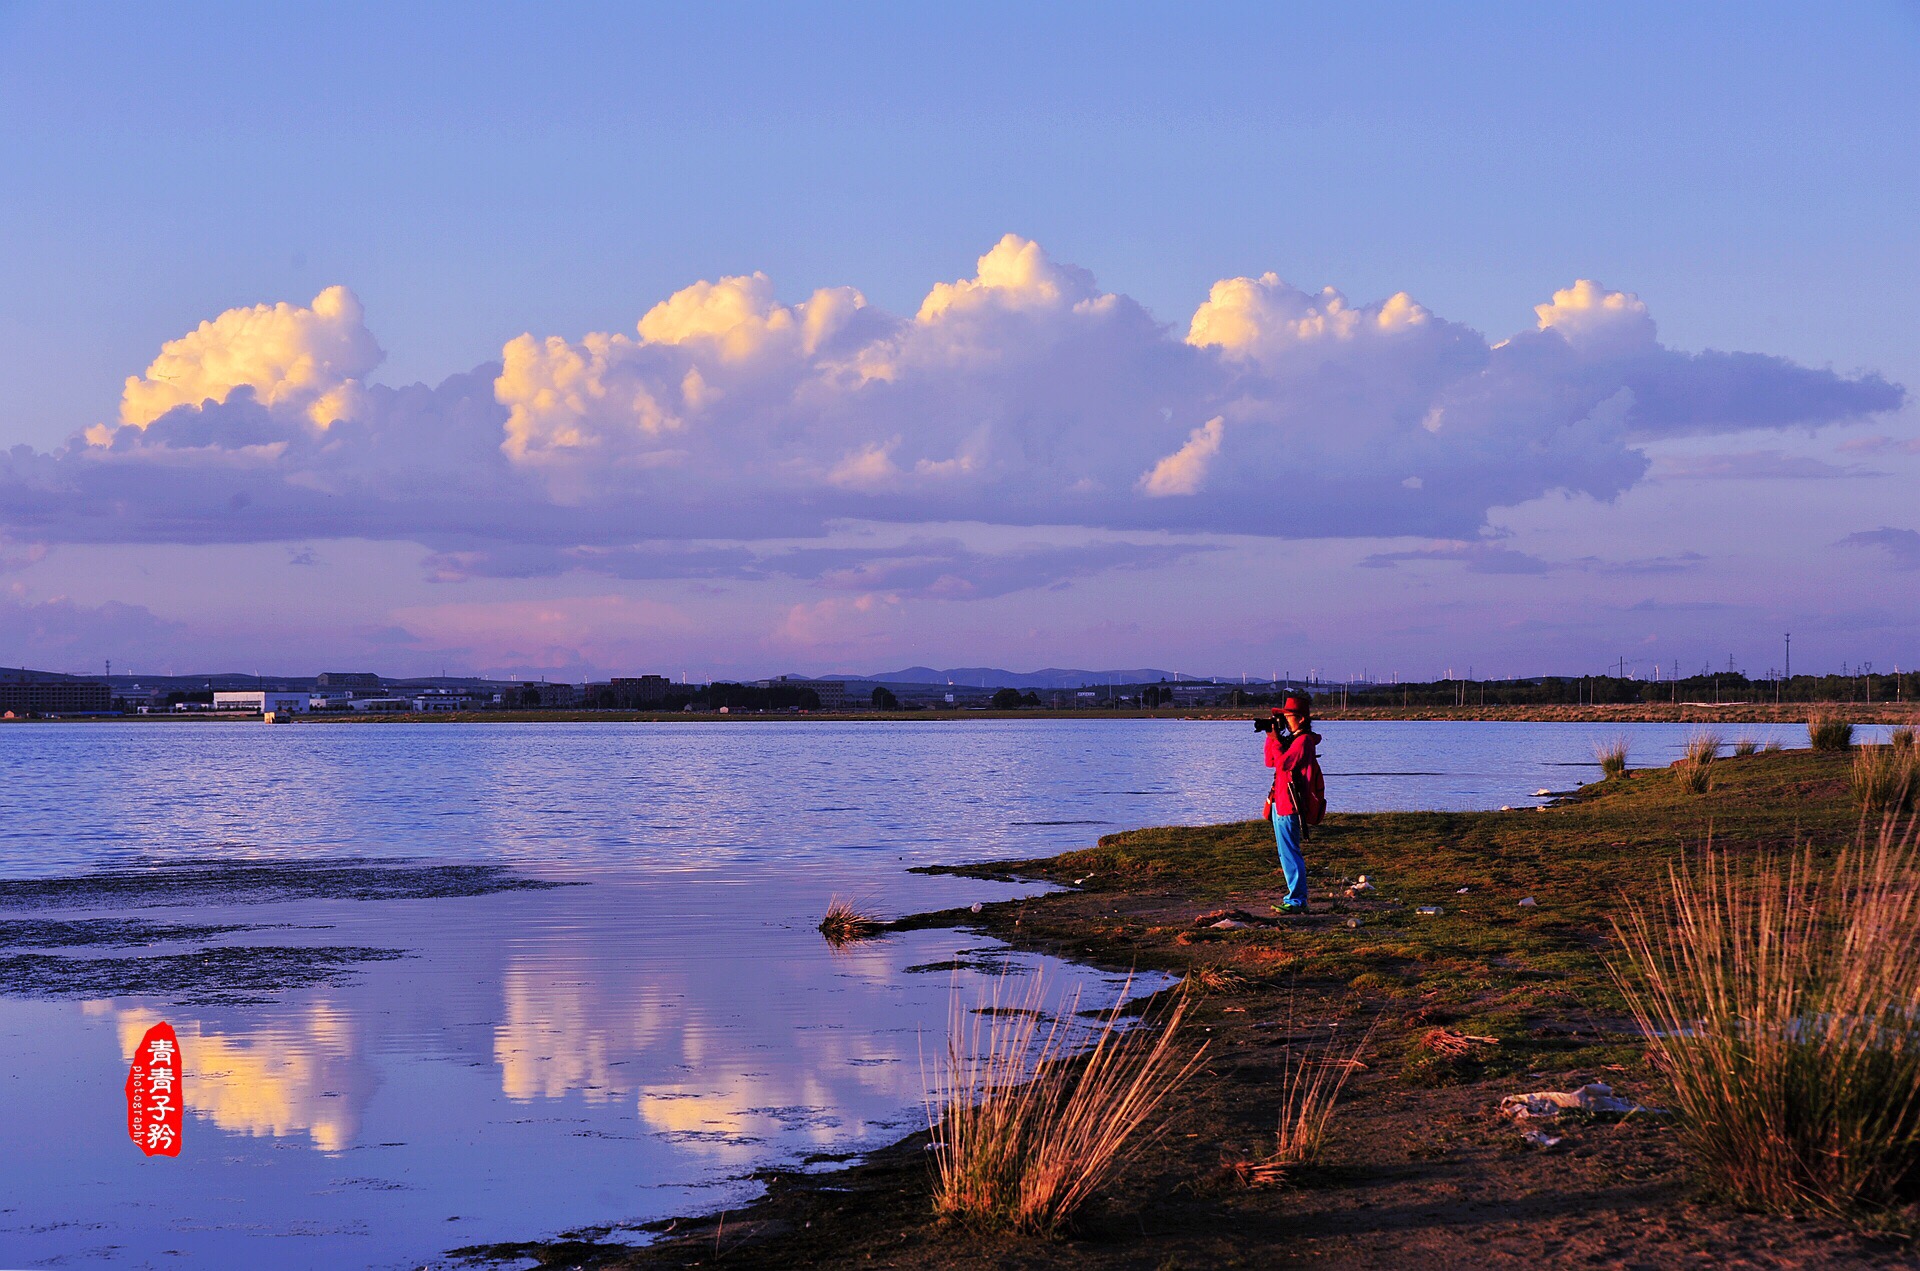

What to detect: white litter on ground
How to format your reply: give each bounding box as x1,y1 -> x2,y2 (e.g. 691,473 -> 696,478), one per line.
1500,1082 -> 1664,1121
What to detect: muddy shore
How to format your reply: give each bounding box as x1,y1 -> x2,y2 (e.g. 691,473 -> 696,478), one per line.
457,749 -> 1916,1269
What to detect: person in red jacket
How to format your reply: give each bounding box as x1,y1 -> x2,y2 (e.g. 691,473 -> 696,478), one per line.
1262,695 -> 1322,912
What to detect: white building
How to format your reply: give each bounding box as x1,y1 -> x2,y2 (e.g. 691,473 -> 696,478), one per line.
212,691 -> 308,714
348,697 -> 413,713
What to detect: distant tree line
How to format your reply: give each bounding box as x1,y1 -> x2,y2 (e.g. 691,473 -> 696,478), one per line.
1336,671 -> 1920,708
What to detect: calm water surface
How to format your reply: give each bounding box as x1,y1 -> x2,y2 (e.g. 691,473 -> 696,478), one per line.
0,719 -> 1864,1267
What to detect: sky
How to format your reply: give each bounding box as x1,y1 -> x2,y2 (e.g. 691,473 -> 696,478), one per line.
1,2 -> 1916,682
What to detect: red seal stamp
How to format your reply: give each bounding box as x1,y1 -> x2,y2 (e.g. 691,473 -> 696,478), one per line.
126,1021 -> 183,1157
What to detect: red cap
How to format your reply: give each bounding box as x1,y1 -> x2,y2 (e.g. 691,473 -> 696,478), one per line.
1282,695 -> 1309,716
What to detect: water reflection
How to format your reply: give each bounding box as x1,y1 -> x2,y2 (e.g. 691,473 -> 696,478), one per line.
105,1000 -> 374,1152
0,719 -> 1874,1268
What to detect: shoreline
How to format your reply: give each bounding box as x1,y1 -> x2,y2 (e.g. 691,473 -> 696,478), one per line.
15,701 -> 1920,726
458,748 -> 1915,1268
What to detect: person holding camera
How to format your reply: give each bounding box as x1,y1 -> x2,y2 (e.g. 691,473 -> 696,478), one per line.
1260,695 -> 1323,913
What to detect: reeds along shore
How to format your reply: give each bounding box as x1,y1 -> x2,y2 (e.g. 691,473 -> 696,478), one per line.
926,976 -> 1205,1235
1612,812 -> 1920,1216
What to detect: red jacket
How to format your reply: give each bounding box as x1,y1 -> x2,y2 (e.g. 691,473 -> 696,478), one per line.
1265,728 -> 1324,818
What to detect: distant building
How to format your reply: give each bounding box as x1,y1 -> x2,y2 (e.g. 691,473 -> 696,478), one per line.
754,675 -> 845,710
406,689 -> 489,712
0,668 -> 112,715
317,672 -> 383,691
348,697 -> 413,713
506,682 -> 581,709
598,675 -> 673,707
213,691 -> 309,713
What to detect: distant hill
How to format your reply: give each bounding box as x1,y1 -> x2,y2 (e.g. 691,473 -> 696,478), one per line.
851,666 -> 1190,690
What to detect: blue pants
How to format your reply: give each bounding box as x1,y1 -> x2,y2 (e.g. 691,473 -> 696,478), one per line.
1271,810 -> 1308,907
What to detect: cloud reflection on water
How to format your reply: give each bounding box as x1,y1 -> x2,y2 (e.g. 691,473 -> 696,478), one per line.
103,1000 -> 375,1153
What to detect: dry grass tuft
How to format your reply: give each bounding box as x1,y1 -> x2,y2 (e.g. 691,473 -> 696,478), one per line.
1185,964 -> 1246,993
925,975 -> 1206,1235
818,896 -> 885,946
1851,745 -> 1918,816
1675,731 -> 1720,795
1891,725 -> 1916,753
1271,1021 -> 1374,1170
1416,1028 -> 1499,1059
1595,736 -> 1631,780
1809,713 -> 1855,751
1611,818 -> 1920,1216
1226,1007 -> 1374,1187
1732,736 -> 1760,758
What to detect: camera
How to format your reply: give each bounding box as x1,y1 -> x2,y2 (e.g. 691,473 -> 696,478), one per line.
1253,717 -> 1294,739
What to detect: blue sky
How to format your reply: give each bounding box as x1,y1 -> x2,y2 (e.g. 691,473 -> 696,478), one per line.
1,3 -> 1916,680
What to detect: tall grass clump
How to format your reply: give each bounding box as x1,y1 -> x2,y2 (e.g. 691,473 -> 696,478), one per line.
1675,731 -> 1721,795
1273,1020 -> 1374,1168
818,896 -> 884,946
1852,745 -> 1918,816
1595,736 -> 1630,780
1611,820 -> 1920,1216
926,975 -> 1206,1234
1892,725 -> 1916,753
1809,713 -> 1855,751
1732,736 -> 1760,758
1227,1012 -> 1374,1187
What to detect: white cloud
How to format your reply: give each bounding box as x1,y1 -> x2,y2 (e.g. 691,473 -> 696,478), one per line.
1187,274 -> 1436,363
3,240 -> 1904,570
115,286 -> 383,435
1138,416 -> 1224,496
915,233 -> 1101,321
1533,279 -> 1655,353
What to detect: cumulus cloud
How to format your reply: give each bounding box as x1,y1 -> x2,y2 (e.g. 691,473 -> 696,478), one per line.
114,286 -> 383,434
1139,417 -> 1224,496
2,239 -> 1904,583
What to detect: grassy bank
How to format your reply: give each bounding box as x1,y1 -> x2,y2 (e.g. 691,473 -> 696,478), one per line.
462,748 -> 1917,1268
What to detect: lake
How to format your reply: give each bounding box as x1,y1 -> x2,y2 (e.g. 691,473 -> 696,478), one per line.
0,718 -> 1864,1267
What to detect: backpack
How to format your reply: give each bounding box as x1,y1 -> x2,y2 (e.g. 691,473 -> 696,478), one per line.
1294,757 -> 1327,827
1272,734 -> 1328,828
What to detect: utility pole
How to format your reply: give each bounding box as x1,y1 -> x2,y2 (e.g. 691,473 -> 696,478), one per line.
1784,633 -> 1791,685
